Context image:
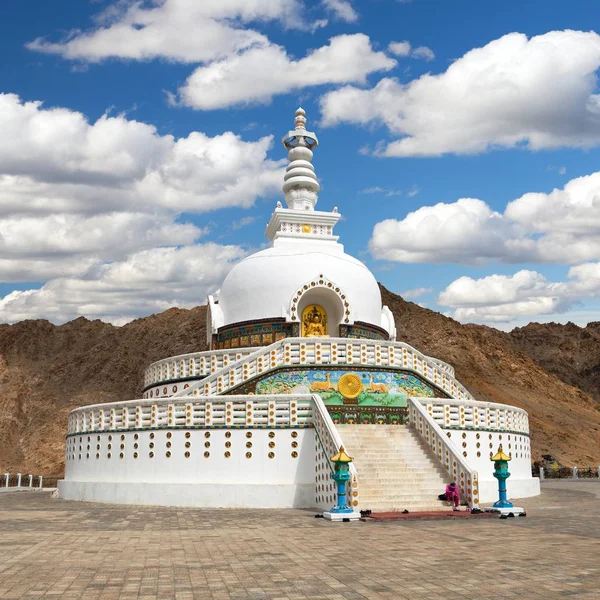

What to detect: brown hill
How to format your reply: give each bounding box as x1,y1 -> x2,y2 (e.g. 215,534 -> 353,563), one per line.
1,286 -> 599,476
0,308 -> 207,476
508,321 -> 600,402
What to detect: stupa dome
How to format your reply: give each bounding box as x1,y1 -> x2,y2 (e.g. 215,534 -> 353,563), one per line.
218,241 -> 385,332
207,108 -> 396,346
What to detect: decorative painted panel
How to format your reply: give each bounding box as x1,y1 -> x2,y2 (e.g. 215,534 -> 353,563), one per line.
339,321 -> 389,341
215,318 -> 295,350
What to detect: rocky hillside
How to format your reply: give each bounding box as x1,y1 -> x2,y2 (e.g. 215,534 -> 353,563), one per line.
508,321 -> 600,402
0,308 -> 208,476
1,287 -> 599,476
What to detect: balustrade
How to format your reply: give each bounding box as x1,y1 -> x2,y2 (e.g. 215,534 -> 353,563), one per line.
312,394 -> 360,510
408,398 -> 480,508
143,348 -> 259,388
67,394 -> 313,435
144,339 -> 457,395
170,338 -> 469,402
420,397 -> 529,435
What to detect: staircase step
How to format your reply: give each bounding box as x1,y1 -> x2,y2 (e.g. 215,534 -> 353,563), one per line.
335,424 -> 453,512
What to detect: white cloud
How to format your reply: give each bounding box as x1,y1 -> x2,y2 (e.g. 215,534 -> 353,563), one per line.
0,93 -> 282,310
322,0 -> 358,22
388,41 -> 411,57
411,46 -> 434,61
437,265 -> 600,324
388,41 -> 434,61
370,198 -> 516,264
0,94 -> 283,217
0,212 -> 202,281
0,244 -> 245,324
370,171 -> 600,265
26,0 -> 303,64
231,216 -> 258,230
401,287 -> 432,299
360,186 -> 386,194
321,30 -> 600,156
178,34 -> 396,109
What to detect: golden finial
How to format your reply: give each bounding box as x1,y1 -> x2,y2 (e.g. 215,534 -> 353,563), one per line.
331,445 -> 353,463
491,444 -> 511,461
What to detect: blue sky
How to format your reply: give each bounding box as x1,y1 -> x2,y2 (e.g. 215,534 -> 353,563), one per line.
1,0 -> 600,328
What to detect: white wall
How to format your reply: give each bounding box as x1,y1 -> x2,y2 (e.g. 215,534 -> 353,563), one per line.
63,428 -> 315,508
444,429 -> 539,503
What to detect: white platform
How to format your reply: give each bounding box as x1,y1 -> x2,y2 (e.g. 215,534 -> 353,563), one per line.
322,510 -> 361,521
58,480 -> 315,508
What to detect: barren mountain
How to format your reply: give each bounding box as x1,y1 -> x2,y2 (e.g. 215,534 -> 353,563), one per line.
1,286 -> 599,476
508,321 -> 600,402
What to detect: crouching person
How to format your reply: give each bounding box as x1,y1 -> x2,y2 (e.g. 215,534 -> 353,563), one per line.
441,482 -> 460,511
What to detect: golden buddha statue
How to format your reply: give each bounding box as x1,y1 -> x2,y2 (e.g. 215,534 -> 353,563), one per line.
302,305 -> 328,337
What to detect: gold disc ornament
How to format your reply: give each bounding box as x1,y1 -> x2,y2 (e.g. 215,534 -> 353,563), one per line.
338,373 -> 363,399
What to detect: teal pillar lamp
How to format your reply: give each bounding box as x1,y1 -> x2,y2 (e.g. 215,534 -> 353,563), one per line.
323,445 -> 360,521
491,445 -> 513,509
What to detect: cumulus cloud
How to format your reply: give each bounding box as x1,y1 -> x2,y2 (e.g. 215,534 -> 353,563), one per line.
388,41 -> 412,57
0,94 -> 283,218
0,244 -> 245,324
438,265 -> 600,324
0,93 -> 282,321
322,0 -> 358,22
178,34 -> 396,109
321,30 -> 600,156
388,41 -> 434,60
26,0 -> 303,63
370,198 -> 517,264
411,46 -> 435,61
370,171 -> 600,265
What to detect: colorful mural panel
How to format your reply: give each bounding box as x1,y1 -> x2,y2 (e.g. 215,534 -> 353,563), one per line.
255,368 -> 441,407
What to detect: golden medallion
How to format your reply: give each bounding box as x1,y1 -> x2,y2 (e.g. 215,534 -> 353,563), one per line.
338,373 -> 363,399
301,224 -> 312,233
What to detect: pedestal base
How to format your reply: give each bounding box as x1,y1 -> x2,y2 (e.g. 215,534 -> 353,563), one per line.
484,506 -> 526,516
322,511 -> 361,521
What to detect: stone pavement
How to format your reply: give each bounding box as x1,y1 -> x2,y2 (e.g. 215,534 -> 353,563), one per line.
1,482 -> 599,600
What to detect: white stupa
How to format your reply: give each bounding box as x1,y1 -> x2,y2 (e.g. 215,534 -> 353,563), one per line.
59,109 -> 540,512
209,108 -> 396,344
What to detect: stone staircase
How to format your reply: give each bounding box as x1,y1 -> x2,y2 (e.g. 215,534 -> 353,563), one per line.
336,424 -> 453,513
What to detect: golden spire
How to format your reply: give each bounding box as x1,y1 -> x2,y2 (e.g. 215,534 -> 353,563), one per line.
491,444 -> 511,461
331,445 -> 353,463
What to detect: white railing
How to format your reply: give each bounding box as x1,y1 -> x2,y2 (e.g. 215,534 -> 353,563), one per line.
419,398 -> 529,435
408,398 -> 480,508
425,356 -> 455,377
173,338 -> 472,402
143,348 -> 260,388
312,394 -> 360,511
2,473 -> 44,489
67,394 -> 313,435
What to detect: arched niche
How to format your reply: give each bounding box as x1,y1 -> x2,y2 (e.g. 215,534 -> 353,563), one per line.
296,287 -> 345,337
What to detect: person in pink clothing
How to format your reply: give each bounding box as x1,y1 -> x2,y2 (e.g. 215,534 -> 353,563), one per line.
445,482 -> 460,511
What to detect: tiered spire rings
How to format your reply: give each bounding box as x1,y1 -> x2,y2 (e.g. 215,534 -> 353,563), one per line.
282,107 -> 321,211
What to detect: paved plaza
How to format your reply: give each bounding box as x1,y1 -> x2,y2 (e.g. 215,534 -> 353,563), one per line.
1,482 -> 599,600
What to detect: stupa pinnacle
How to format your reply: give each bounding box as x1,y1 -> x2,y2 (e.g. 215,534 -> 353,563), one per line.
282,107 -> 320,210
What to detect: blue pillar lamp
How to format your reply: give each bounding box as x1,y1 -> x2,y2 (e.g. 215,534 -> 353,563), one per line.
491,445 -> 513,509
323,445 -> 360,521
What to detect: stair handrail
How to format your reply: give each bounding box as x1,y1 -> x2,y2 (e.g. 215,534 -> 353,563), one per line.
172,337 -> 471,403
144,347 -> 261,387
423,355 -> 454,377
408,397 -> 480,508
311,393 -> 360,510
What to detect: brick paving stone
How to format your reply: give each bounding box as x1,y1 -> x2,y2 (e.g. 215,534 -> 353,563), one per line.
1,481 -> 600,599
